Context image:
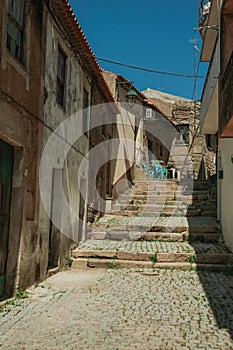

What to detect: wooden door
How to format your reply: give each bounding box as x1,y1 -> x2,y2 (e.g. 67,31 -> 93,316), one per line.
0,140 -> 14,298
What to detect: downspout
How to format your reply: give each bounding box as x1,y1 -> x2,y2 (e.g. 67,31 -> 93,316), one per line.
202,133 -> 205,180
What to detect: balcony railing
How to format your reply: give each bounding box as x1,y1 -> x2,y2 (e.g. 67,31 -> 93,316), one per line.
198,0 -> 211,27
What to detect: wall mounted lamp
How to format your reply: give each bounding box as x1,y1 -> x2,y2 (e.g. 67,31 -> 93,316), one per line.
116,81 -> 138,105
126,84 -> 138,105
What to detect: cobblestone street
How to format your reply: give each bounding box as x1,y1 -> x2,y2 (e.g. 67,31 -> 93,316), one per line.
0,268 -> 233,349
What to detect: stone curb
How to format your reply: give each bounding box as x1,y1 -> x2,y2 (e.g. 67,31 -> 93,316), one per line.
71,249 -> 232,265
72,258 -> 231,271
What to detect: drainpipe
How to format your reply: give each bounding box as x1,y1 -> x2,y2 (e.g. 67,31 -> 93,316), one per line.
201,133 -> 205,180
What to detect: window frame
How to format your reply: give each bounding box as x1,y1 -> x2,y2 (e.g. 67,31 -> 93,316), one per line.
176,124 -> 189,145
6,0 -> 26,64
56,46 -> 67,109
82,88 -> 89,136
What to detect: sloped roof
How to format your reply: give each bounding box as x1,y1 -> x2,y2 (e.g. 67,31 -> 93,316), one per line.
101,70 -> 146,102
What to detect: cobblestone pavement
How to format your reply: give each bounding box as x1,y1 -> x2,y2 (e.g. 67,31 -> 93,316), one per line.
0,268 -> 233,349
76,239 -> 230,254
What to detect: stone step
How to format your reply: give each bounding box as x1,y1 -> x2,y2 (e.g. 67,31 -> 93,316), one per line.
133,184 -> 187,189
72,258 -> 231,271
112,203 -> 188,211
117,194 -> 193,202
118,192 -> 209,199
96,223 -> 219,233
72,252 -> 231,265
89,231 -> 220,242
110,210 -> 216,218
72,240 -> 233,270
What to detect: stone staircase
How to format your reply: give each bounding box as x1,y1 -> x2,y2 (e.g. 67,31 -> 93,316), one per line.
110,180 -> 216,218
71,168 -> 233,271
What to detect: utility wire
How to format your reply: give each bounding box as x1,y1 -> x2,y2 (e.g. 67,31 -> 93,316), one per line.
97,56 -> 215,80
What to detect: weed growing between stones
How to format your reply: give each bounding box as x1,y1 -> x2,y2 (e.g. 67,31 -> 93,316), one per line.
16,289 -> 29,299
149,254 -> 158,263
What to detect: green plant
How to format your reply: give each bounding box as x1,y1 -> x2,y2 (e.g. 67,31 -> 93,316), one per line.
16,289 -> 28,299
67,257 -> 73,267
5,300 -> 16,306
190,266 -> 197,271
0,305 -> 5,312
189,255 -> 196,264
107,262 -> 121,269
149,254 -> 158,263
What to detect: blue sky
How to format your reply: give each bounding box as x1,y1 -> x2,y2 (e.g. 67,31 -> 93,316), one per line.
69,0 -> 209,100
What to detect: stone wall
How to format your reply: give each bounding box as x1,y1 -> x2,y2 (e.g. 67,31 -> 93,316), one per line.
0,0 -> 44,296
143,89 -> 216,180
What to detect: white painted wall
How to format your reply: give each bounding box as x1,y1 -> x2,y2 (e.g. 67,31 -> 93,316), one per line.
113,108 -> 135,186
219,138 -> 233,251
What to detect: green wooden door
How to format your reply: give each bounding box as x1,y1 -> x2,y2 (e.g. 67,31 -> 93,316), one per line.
0,139 -> 14,298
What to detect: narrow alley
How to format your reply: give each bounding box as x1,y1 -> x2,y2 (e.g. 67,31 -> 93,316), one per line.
1,0 -> 233,349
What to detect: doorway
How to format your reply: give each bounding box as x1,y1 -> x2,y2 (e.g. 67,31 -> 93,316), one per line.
48,169 -> 62,270
78,177 -> 86,242
0,139 -> 14,299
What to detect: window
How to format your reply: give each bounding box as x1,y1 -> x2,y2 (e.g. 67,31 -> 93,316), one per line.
145,108 -> 152,119
159,144 -> 163,157
6,0 -> 25,63
176,124 -> 189,145
82,89 -> 89,135
56,47 -> 66,108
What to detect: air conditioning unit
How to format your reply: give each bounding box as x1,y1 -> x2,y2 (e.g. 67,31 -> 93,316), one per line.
145,108 -> 152,119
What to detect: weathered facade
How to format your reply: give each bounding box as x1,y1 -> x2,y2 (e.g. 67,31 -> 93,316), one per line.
0,0 -> 117,299
102,71 -> 147,196
198,0 -> 233,251
38,0 -> 117,281
143,89 -> 216,180
0,0 -> 44,298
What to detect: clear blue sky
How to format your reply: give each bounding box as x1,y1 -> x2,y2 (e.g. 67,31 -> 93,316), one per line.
69,0 -> 209,100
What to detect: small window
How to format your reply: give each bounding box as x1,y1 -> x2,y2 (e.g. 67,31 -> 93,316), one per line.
206,134 -> 212,149
159,144 -> 163,157
82,89 -> 89,135
102,123 -> 107,136
6,0 -> 25,63
56,47 -> 66,108
176,124 -> 189,145
145,108 -> 152,119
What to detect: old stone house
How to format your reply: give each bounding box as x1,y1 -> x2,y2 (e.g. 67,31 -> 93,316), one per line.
198,0 -> 233,251
0,0 -> 44,298
143,88 -> 216,180
0,0 -> 117,299
102,71 -> 147,196
100,71 -> 176,208
38,0 -> 117,281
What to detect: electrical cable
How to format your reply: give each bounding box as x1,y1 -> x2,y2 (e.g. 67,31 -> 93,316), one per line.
97,57 -> 217,80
